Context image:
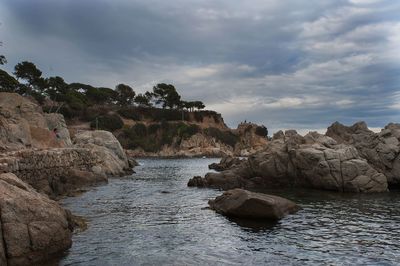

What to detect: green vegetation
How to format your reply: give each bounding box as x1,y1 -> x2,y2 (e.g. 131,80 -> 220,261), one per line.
90,114 -> 124,131
0,59 -> 239,152
0,60 -> 207,119
204,127 -> 239,147
255,125 -> 268,137
119,122 -> 201,152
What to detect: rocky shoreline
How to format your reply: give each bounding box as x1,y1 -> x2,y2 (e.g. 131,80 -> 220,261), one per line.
189,121 -> 400,193
1,92 -> 399,264
0,93 -> 136,265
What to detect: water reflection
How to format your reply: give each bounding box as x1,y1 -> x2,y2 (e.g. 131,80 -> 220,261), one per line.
228,217 -> 278,232
60,158 -> 400,265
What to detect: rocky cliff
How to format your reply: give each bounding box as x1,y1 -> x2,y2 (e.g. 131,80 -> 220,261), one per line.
124,122 -> 268,158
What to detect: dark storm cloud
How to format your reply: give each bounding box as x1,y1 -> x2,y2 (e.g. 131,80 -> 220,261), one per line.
0,0 -> 399,133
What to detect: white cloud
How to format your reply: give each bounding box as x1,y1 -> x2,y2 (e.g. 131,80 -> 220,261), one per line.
349,0 -> 383,5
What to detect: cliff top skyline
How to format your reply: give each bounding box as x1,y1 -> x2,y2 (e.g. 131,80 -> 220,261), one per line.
0,0 -> 399,133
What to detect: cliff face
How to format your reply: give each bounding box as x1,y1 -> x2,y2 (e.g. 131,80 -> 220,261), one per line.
123,122 -> 268,157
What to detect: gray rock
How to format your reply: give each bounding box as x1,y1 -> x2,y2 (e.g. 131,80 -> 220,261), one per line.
74,130 -> 131,176
208,188 -> 300,220
189,130 -> 388,193
208,156 -> 244,172
0,173 -> 73,266
326,121 -> 400,186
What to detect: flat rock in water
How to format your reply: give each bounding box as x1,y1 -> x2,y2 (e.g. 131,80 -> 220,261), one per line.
208,188 -> 300,220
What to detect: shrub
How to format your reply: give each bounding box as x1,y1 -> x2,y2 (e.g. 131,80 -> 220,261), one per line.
117,107 -> 141,121
82,106 -> 112,122
255,125 -> 268,137
90,114 -> 124,131
148,123 -> 161,135
204,127 -> 239,147
131,123 -> 147,137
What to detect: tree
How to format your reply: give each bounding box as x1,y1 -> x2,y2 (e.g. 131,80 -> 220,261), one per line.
134,93 -> 152,107
0,39 -> 6,65
0,69 -> 19,92
14,61 -> 47,96
86,86 -> 117,104
0,55 -> 6,65
14,61 -> 42,85
46,76 -> 68,100
152,83 -> 181,109
115,83 -> 135,105
193,101 -> 205,110
180,100 -> 205,111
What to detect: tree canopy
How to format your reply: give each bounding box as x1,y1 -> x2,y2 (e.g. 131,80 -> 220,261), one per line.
0,59 -> 207,116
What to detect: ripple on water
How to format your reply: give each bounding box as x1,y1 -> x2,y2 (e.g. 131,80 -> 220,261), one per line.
60,158 -> 400,266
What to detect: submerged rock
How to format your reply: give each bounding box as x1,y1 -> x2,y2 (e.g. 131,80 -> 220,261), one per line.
0,173 -> 73,266
209,189 -> 300,220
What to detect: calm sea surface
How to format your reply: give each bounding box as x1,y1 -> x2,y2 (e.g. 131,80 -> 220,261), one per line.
59,158 -> 400,266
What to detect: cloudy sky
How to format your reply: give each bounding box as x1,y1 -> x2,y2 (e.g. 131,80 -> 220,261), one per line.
0,0 -> 399,133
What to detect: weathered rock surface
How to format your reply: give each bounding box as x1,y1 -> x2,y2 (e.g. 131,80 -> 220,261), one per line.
73,130 -> 131,176
209,156 -> 244,172
233,123 -> 268,156
0,173 -> 73,266
0,148 -> 107,197
0,92 -> 71,151
208,189 -> 300,220
189,130 -> 388,193
327,121 -> 400,186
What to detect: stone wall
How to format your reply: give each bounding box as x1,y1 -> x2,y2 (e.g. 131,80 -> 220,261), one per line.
0,148 -> 104,197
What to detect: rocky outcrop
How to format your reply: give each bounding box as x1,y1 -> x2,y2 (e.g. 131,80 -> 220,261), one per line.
73,130 -> 131,176
189,130 -> 388,193
209,156 -> 244,172
0,129 -> 134,198
233,123 -> 268,156
326,121 -> 400,186
0,92 -> 71,151
208,189 -> 300,220
0,173 -> 73,266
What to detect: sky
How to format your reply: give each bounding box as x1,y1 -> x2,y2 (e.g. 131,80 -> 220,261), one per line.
0,0 -> 399,134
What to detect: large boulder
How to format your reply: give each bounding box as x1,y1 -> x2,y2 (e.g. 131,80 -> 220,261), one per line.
0,92 -> 70,151
326,121 -> 400,186
44,113 -> 72,146
73,130 -> 131,176
0,173 -> 73,266
208,189 -> 300,220
189,131 -> 388,193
